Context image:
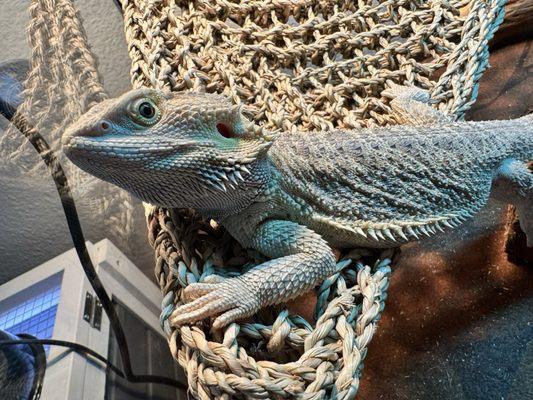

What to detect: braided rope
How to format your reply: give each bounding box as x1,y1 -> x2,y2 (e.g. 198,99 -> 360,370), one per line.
118,0 -> 506,398
2,0 -> 108,168
150,209 -> 392,399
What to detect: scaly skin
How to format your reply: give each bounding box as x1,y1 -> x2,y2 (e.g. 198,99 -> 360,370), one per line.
62,85 -> 533,328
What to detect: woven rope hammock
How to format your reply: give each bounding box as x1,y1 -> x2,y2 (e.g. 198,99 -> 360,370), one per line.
15,0 -> 506,398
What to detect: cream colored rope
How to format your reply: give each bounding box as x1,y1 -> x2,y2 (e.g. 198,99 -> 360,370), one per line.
152,210 -> 392,399
2,0 -> 107,169
121,1 -> 505,398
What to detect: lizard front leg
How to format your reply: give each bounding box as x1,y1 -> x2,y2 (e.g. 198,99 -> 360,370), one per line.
170,220 -> 336,329
382,83 -> 453,125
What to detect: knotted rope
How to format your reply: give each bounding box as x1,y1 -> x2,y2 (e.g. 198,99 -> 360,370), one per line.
120,0 -> 505,398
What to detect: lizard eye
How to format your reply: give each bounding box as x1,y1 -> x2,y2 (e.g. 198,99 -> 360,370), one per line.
100,120 -> 111,132
139,101 -> 155,119
216,122 -> 233,138
129,98 -> 160,125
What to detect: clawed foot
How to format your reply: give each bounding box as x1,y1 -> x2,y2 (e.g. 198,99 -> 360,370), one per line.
493,160 -> 533,247
170,277 -> 261,329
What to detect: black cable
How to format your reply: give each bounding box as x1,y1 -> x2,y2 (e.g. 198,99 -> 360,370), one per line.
113,0 -> 123,13
0,339 -> 125,378
17,334 -> 47,400
1,112 -> 186,391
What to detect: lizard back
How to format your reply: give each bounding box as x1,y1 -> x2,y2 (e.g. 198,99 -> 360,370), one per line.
269,119 -> 532,247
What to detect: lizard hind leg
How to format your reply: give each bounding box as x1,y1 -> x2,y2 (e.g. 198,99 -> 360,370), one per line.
382,82 -> 454,125
492,159 -> 533,247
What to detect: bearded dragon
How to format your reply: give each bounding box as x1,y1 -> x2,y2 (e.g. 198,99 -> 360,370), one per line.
62,85 -> 533,328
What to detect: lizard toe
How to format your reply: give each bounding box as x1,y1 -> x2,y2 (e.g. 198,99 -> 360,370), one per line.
201,274 -> 227,284
172,291 -> 219,317
183,282 -> 218,300
170,293 -> 228,326
172,278 -> 260,326
212,307 -> 250,329
172,302 -> 228,326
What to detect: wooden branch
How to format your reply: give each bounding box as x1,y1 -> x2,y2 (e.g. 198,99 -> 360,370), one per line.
492,0 -> 533,48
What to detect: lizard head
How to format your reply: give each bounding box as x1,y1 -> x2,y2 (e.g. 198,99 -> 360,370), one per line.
62,88 -> 274,210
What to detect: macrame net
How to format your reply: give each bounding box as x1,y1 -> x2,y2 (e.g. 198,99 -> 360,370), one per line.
12,0 -> 505,398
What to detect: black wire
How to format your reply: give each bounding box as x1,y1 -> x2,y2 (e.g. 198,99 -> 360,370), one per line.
1,112 -> 186,390
17,334 -> 47,400
0,339 -> 125,378
113,0 -> 123,14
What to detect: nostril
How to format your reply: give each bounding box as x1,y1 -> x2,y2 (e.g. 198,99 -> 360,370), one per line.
100,121 -> 110,131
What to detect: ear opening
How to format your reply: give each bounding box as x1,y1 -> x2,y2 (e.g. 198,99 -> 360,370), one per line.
216,122 -> 234,138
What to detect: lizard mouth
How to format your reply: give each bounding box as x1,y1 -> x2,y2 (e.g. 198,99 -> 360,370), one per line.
63,135 -> 177,157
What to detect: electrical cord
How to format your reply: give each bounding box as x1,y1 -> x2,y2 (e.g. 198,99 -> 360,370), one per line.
0,331 -> 47,400
0,110 -> 187,391
17,334 -> 47,400
0,338 -> 125,378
